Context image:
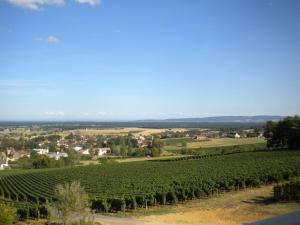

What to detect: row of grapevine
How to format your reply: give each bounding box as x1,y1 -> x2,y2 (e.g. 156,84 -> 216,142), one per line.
274,177 -> 300,201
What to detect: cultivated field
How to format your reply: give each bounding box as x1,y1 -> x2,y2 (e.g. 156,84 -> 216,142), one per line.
187,137 -> 266,148
60,127 -> 188,137
1,150 -> 300,218
162,137 -> 266,151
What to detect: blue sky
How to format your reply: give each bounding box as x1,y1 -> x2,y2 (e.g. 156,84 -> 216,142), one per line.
0,0 -> 299,121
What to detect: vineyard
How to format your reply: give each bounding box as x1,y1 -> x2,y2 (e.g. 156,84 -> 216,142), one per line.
1,150 -> 300,217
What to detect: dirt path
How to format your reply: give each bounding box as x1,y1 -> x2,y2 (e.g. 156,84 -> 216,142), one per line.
93,214 -> 170,225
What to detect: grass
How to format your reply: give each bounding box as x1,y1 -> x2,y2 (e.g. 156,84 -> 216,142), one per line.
187,137 -> 266,148
136,185 -> 300,225
60,128 -> 188,137
163,137 -> 266,151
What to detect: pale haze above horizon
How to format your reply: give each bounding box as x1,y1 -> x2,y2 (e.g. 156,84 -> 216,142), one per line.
0,0 -> 300,121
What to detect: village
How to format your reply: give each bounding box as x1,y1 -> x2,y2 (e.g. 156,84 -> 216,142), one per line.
0,126 -> 265,170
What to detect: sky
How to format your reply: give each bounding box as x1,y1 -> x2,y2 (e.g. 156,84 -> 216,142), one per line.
0,0 -> 300,121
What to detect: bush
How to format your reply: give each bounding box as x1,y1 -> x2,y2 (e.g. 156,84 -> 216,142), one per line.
274,177 -> 300,201
0,204 -> 17,225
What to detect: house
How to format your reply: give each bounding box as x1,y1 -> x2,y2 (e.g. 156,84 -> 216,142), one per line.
57,139 -> 69,148
74,146 -> 83,151
33,148 -> 49,155
80,149 -> 90,155
138,136 -> 146,141
137,136 -> 147,148
7,150 -> 30,161
227,133 -> 241,138
47,152 -> 69,160
97,147 -> 111,156
0,152 -> 9,170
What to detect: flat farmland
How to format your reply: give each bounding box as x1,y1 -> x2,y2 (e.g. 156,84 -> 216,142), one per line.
187,137 -> 266,148
162,137 -> 266,151
60,127 -> 188,137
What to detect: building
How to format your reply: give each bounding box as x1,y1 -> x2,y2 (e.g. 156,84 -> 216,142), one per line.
7,150 -> 30,161
80,149 -> 90,155
47,152 -> 69,160
227,133 -> 241,138
33,148 -> 49,155
97,147 -> 111,156
0,152 -> 8,170
74,146 -> 83,151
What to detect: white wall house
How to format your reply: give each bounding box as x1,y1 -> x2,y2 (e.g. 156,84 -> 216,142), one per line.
80,149 -> 90,155
48,152 -> 69,160
97,148 -> 111,156
33,148 -> 49,155
74,146 -> 83,151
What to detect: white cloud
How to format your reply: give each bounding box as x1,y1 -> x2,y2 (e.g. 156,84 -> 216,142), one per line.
44,111 -> 65,116
7,0 -> 65,11
47,35 -> 59,44
75,0 -> 101,6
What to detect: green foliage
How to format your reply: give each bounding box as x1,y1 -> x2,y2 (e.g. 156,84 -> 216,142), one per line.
274,177 -> 300,201
151,148 -> 161,157
151,138 -> 164,149
0,151 -> 300,215
48,181 -> 89,225
0,204 -> 17,225
264,116 -> 300,149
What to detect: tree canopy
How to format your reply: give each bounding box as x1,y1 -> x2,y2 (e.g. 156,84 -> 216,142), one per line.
264,116 -> 300,149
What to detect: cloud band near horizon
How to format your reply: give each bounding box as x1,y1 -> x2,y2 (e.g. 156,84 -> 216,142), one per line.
7,0 -> 101,11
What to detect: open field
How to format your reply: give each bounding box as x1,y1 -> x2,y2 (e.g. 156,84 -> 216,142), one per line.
135,185 -> 300,225
187,137 -> 266,148
79,155 -> 190,165
163,137 -> 266,151
60,127 -> 188,137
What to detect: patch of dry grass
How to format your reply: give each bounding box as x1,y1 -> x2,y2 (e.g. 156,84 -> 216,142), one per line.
61,128 -> 188,137
139,186 -> 300,225
187,137 -> 265,148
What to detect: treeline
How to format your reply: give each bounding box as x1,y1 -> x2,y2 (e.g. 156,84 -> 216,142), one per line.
264,115 -> 300,149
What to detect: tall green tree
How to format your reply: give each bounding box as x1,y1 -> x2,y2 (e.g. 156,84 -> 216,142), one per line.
264,116 -> 300,149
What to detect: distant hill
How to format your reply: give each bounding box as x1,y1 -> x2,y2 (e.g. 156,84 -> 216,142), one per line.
138,116 -> 284,123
